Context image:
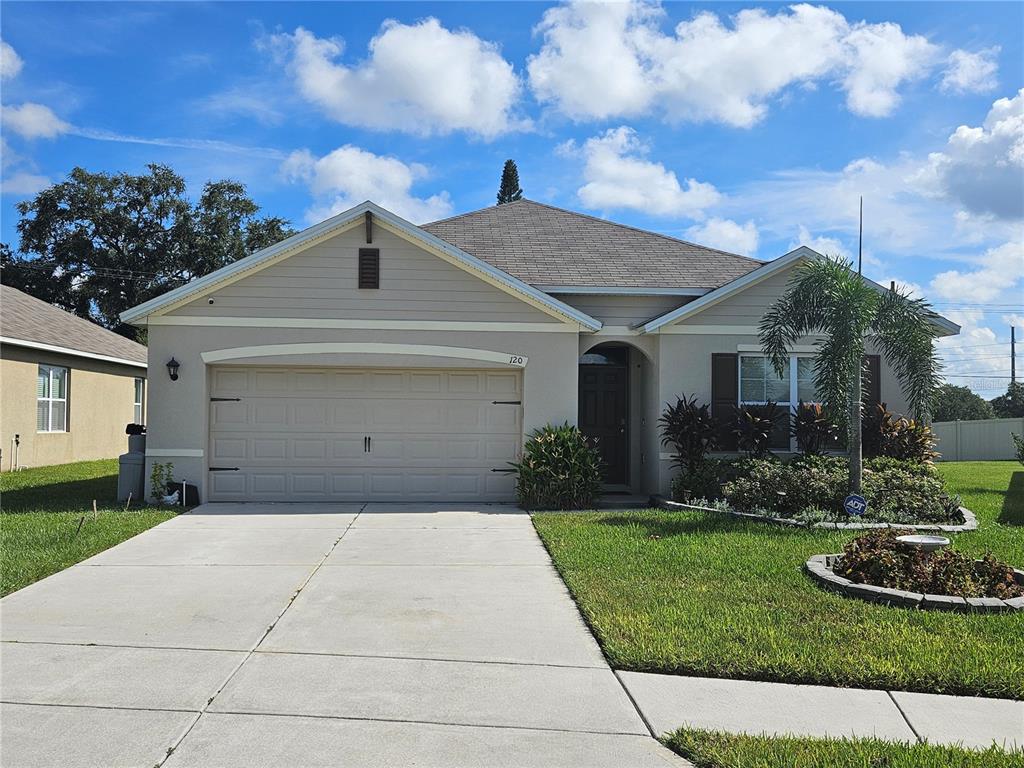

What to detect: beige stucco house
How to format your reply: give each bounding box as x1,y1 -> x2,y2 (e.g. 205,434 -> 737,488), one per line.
1,285 -> 147,470
121,200 -> 958,503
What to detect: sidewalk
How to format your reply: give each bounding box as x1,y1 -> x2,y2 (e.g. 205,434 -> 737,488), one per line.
619,672 -> 1023,752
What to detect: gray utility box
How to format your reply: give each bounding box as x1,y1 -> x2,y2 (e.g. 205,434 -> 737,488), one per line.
117,433 -> 146,503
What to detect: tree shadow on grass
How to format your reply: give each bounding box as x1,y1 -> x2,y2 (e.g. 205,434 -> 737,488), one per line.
2,475 -> 118,513
998,471 -> 1024,526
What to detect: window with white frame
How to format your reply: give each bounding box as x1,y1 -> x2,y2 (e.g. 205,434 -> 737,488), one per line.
134,378 -> 145,424
739,354 -> 820,408
37,365 -> 69,432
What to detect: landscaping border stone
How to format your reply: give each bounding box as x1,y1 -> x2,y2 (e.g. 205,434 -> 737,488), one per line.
650,496 -> 977,532
803,554 -> 1024,612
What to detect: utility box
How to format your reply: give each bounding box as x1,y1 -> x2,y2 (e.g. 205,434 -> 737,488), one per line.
117,430 -> 146,503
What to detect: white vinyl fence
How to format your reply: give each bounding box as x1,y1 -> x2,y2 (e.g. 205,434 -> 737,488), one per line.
932,417 -> 1024,461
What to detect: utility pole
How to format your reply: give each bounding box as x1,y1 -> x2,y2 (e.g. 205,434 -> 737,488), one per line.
1012,326 -> 1017,385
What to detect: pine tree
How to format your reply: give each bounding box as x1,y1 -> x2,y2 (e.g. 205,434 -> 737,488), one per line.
496,159 -> 524,204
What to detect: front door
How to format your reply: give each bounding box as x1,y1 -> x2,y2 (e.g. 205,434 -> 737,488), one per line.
578,357 -> 629,485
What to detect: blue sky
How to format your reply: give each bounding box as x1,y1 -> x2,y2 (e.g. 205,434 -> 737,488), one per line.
1,1 -> 1022,392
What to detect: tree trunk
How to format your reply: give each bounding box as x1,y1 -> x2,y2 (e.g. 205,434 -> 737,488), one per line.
849,358 -> 863,494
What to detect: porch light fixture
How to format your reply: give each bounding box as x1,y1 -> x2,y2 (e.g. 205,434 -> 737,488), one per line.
166,357 -> 180,381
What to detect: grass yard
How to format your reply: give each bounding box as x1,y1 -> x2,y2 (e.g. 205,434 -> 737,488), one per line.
533,461 -> 1024,699
664,728 -> 1024,768
1,459 -> 178,596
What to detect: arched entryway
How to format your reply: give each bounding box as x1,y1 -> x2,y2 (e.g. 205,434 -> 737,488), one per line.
578,341 -> 654,490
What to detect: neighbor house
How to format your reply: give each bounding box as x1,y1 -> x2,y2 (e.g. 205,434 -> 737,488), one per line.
1,284 -> 147,470
120,200 -> 958,502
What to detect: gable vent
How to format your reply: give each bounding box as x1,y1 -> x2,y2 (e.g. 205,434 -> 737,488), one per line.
358,248 -> 380,289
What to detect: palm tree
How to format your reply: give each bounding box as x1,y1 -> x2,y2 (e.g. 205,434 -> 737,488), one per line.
759,257 -> 942,493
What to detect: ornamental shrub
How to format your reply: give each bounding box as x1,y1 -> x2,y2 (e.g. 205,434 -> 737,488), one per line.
511,423 -> 602,510
722,456 -> 962,524
659,394 -> 720,473
862,404 -> 938,463
834,529 -> 1023,599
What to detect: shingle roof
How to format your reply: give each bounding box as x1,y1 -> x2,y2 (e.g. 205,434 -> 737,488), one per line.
421,199 -> 762,290
1,284 -> 147,365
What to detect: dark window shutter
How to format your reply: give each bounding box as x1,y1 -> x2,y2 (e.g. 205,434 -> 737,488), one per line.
863,354 -> 881,409
358,248 -> 379,289
711,353 -> 739,450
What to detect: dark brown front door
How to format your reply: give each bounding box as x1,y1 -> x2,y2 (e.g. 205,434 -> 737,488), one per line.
579,363 -> 629,485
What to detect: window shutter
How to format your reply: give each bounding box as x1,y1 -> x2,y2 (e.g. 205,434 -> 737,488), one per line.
863,355 -> 882,410
711,353 -> 739,450
358,248 -> 379,289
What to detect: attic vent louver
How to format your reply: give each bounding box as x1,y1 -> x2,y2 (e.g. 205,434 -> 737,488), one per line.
358,248 -> 380,289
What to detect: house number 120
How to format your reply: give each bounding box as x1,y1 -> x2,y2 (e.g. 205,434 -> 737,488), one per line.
508,355 -> 526,366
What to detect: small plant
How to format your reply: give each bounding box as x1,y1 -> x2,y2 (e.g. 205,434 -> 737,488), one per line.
733,403 -> 784,458
834,528 -> 1023,599
1012,432 -> 1024,466
862,404 -> 937,463
791,402 -> 840,455
510,423 -> 602,510
149,461 -> 175,503
659,395 -> 720,473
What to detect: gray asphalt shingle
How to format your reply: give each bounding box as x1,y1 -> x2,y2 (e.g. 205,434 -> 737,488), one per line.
0,284 -> 147,364
422,199 -> 762,289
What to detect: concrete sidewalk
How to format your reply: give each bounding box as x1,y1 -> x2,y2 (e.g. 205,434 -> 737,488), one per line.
1,503 -> 685,768
620,671 -> 1024,752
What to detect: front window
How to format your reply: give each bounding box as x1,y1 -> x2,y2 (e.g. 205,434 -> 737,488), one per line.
134,378 -> 145,424
37,365 -> 68,432
739,355 -> 820,451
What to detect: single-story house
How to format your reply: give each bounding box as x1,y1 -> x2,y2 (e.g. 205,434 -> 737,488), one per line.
1,284 -> 147,470
121,199 -> 958,502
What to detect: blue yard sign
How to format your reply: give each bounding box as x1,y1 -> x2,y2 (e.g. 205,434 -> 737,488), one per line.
843,494 -> 867,516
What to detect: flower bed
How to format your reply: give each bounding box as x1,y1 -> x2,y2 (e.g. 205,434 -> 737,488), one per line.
667,455 -> 970,527
805,529 -> 1024,612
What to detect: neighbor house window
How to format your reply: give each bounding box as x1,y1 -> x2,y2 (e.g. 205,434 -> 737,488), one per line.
37,365 -> 68,432
134,378 -> 145,424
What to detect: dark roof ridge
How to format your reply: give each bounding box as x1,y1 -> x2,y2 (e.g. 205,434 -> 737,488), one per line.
423,198 -> 764,267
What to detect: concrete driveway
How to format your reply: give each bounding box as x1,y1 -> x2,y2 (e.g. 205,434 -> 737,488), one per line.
1,503 -> 684,768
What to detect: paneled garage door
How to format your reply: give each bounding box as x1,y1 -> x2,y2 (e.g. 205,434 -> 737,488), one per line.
207,367 -> 522,502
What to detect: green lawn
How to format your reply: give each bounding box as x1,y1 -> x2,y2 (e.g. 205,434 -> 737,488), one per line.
1,459 -> 178,596
664,728 -> 1023,768
533,460 -> 1024,699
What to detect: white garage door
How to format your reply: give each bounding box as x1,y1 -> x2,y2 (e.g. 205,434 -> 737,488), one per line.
208,367 -> 522,502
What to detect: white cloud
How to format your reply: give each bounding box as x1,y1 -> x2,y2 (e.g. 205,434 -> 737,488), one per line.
914,89 -> 1023,220
1,170 -> 50,196
941,48 -> 1000,94
1,102 -> 70,139
934,308 -> 1010,384
527,2 -> 938,127
790,224 -> 852,260
196,87 -> 284,125
840,20 -> 937,117
571,126 -> 720,217
281,145 -> 452,224
686,217 -> 759,256
0,40 -> 22,80
929,240 -> 1024,303
274,21 -> 523,138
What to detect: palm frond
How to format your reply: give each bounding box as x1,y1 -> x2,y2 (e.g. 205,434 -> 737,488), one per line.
871,287 -> 943,419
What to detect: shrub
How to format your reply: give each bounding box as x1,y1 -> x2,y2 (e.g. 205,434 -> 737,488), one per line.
722,456 -> 962,524
733,403 -> 784,458
510,423 -> 602,510
1012,433 -> 1024,466
791,402 -> 840,455
670,459 -> 724,502
834,529 -> 1023,599
659,395 -> 719,473
862,404 -> 938,463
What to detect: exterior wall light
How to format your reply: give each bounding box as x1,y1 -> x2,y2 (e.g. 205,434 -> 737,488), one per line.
166,357 -> 180,381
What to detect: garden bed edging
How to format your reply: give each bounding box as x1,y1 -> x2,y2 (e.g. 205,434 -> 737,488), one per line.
650,496 -> 978,532
804,553 -> 1024,613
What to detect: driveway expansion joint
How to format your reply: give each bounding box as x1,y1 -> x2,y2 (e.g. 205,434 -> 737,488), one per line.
153,503 -> 366,767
